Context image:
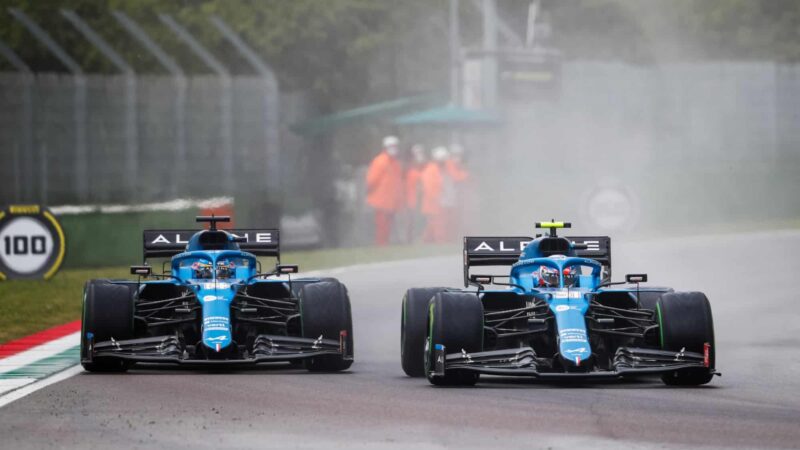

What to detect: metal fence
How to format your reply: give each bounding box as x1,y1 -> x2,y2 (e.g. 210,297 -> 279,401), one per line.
332,62 -> 800,242
1,61 -> 799,243
0,73 -> 281,206
477,62 -> 800,234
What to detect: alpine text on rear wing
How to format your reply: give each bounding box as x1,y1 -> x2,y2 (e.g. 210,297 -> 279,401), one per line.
143,229 -> 280,259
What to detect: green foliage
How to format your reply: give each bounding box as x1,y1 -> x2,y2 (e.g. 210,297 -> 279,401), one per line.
0,1 -> 798,111
512,0 -> 800,63
0,0 -> 449,107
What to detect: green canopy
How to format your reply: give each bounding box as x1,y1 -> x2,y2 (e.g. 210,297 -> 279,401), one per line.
290,94 -> 438,136
393,105 -> 502,126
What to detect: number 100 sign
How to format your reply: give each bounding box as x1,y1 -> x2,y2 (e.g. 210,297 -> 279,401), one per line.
0,205 -> 65,280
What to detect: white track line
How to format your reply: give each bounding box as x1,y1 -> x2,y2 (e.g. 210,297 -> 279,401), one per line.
0,365 -> 84,408
0,331 -> 80,374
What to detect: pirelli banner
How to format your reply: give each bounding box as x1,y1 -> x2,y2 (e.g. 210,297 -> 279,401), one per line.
0,205 -> 66,280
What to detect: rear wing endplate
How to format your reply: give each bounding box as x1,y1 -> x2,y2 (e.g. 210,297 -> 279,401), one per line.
143,229 -> 280,259
462,235 -> 611,286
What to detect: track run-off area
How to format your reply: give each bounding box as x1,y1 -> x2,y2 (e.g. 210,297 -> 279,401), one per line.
1,231 -> 799,449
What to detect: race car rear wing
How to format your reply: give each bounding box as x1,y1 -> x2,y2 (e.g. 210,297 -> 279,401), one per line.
462,235 -> 611,286
142,229 -> 280,259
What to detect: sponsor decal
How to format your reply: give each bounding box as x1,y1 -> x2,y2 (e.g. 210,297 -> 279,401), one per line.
564,347 -> 587,354
148,230 -> 273,245
149,233 -> 190,245
579,178 -> 640,232
0,205 -> 65,280
553,291 -> 583,299
559,328 -> 588,343
472,240 -> 530,252
229,232 -> 273,243
577,240 -> 601,252
555,304 -> 570,312
205,335 -> 227,342
202,295 -> 218,302
202,282 -> 230,290
203,316 -> 230,332
703,342 -> 710,368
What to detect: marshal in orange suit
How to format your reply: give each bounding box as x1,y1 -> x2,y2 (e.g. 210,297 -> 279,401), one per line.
365,136 -> 404,245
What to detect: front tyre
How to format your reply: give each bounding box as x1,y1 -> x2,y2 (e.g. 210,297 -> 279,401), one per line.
81,280 -> 135,373
425,292 -> 483,386
657,292 -> 715,386
401,287 -> 446,377
299,279 -> 354,372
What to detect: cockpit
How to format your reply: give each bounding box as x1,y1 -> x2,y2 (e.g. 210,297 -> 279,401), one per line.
174,254 -> 254,281
513,258 -> 601,290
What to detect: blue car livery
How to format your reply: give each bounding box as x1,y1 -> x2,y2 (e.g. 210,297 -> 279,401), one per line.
401,221 -> 717,386
80,215 -> 353,372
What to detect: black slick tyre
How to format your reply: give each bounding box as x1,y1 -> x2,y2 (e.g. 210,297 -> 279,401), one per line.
401,287 -> 446,377
656,291 -> 715,386
299,279 -> 354,372
81,280 -> 135,372
635,288 -> 674,311
425,292 -> 483,386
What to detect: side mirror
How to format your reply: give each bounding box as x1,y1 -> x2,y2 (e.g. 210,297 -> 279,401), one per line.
130,265 -> 152,276
625,273 -> 648,283
469,274 -> 493,284
277,264 -> 299,275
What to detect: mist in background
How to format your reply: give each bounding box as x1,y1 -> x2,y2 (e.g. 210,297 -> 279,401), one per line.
0,0 -> 797,264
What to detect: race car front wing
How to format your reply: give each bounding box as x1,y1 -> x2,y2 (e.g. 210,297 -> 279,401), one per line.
431,345 -> 717,379
83,332 -> 352,366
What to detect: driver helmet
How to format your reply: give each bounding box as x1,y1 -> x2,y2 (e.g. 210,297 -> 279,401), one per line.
538,266 -> 559,287
562,266 -> 578,287
192,261 -> 213,279
216,260 -> 236,279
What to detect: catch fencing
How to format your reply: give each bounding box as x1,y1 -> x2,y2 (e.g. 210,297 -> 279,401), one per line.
0,73 -> 282,207
1,61 -> 799,246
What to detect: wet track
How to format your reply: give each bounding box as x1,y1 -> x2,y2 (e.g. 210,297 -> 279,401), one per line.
1,231 -> 799,449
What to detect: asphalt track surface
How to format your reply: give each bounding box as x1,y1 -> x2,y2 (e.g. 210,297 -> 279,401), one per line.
1,231 -> 799,449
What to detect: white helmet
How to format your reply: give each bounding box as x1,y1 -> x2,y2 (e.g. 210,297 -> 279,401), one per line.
382,135 -> 399,148
431,146 -> 449,162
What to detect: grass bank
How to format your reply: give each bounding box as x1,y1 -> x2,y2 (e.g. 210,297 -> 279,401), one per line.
0,243 -> 456,344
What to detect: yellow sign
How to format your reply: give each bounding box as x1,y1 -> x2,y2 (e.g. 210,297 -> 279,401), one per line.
0,205 -> 65,280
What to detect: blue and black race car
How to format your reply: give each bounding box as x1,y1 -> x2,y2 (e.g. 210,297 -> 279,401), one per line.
81,216 -> 353,372
401,221 -> 717,386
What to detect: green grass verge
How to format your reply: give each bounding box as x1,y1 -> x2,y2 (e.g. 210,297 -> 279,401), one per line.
0,243 -> 456,344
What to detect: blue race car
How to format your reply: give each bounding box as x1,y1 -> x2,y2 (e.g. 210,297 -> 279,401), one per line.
81,215 -> 353,372
401,221 -> 717,386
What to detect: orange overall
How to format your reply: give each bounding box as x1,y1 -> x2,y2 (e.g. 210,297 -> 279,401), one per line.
366,151 -> 403,245
420,162 -> 447,243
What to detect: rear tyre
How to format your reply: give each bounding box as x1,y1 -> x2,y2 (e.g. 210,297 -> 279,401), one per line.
657,292 -> 715,386
81,280 -> 135,373
635,288 -> 674,311
401,287 -> 446,377
425,292 -> 483,386
299,279 -> 354,372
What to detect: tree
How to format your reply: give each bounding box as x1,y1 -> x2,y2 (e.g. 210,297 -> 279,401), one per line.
0,0 -> 452,108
